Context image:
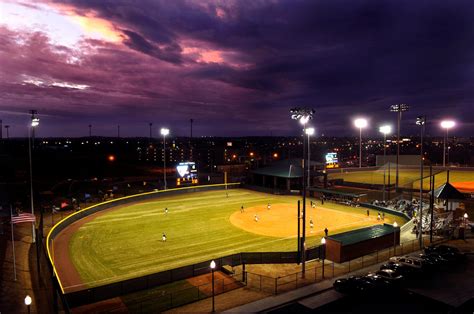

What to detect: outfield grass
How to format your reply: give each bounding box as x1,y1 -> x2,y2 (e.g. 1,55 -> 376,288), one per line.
328,169 -> 474,189
68,189 -> 406,288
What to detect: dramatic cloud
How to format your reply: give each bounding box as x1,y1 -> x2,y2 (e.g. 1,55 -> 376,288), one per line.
0,0 -> 473,137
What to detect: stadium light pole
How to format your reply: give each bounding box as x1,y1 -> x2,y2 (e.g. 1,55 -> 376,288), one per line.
161,128 -> 170,190
290,107 -> 315,279
390,104 -> 409,190
354,118 -> 368,168
379,125 -> 391,202
29,110 -> 39,243
440,120 -> 455,168
305,127 -> 315,187
416,116 -> 426,248
210,260 -> 216,312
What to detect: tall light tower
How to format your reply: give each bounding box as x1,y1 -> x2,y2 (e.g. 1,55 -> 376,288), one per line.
290,107 -> 315,278
416,116 -> 426,248
390,104 -> 409,190
305,127 -> 315,187
440,120 -> 455,167
354,118 -> 368,168
379,125 -> 392,202
161,128 -> 170,190
29,110 -> 39,243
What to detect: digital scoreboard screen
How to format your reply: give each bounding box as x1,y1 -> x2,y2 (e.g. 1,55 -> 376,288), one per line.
176,162 -> 198,186
325,152 -> 339,168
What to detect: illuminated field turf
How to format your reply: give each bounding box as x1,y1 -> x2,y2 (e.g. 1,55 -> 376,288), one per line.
328,169 -> 474,190
68,189 -> 406,288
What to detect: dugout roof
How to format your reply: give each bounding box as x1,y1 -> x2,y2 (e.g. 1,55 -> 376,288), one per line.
431,182 -> 465,200
327,224 -> 395,246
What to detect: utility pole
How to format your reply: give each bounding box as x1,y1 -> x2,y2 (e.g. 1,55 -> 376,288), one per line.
416,116 -> 426,248
149,122 -> 153,140
117,125 -> 120,138
88,124 -> 92,137
4,125 -> 9,139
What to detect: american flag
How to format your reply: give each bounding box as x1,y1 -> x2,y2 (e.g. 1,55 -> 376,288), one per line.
11,213 -> 36,224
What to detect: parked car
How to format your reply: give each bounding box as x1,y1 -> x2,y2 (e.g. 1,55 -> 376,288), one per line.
373,269 -> 404,284
389,256 -> 430,272
413,253 -> 449,267
380,262 -> 423,279
424,245 -> 464,262
333,276 -> 375,294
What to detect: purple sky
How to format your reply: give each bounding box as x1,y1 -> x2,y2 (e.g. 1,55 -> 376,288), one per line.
1,0 -> 473,138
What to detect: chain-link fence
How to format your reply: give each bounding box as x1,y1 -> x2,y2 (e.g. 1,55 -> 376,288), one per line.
244,235 -> 446,296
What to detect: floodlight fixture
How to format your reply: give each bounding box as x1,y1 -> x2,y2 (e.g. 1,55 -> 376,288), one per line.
390,104 -> 409,112
305,127 -> 315,136
290,107 -> 315,125
321,237 -> 326,244
379,125 -> 392,135
464,213 -> 468,219
416,116 -> 426,126
354,118 -> 368,129
440,120 -> 455,129
160,128 -> 170,136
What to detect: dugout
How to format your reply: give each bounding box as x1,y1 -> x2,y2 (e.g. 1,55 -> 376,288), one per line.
309,187 -> 368,204
324,224 -> 400,263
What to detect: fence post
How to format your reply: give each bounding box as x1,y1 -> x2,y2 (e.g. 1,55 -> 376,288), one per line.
260,274 -> 262,291
242,263 -> 246,283
295,273 -> 298,289
274,278 -> 278,295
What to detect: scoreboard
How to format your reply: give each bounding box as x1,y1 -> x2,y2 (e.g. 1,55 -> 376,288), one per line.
176,162 -> 198,186
325,152 -> 339,168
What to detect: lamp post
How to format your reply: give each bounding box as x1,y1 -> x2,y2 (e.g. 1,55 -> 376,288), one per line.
321,237 -> 326,279
354,118 -> 368,168
416,116 -> 426,248
290,107 -> 315,279
29,110 -> 39,243
393,221 -> 398,255
24,295 -> 32,314
210,260 -> 216,312
305,127 -> 315,187
160,128 -> 169,190
440,120 -> 455,168
390,104 -> 409,190
464,213 -> 469,227
379,125 -> 392,202
5,125 -> 10,139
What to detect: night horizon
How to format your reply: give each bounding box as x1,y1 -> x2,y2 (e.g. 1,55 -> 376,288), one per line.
1,0 -> 473,138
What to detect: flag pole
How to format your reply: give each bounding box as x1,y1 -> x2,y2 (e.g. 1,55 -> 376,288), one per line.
10,205 -> 17,281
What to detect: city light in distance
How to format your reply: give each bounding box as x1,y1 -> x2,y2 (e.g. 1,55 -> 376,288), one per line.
108,155 -> 115,161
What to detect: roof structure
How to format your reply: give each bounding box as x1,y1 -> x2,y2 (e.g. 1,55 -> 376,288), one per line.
430,182 -> 465,200
308,187 -> 366,198
327,224 -> 396,246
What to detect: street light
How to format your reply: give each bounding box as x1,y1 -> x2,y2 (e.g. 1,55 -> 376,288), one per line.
379,125 -> 392,202
24,295 -> 32,314
321,237 -> 326,279
464,213 -> 469,227
305,127 -> 315,187
354,118 -> 368,168
393,221 -> 398,255
29,110 -> 39,243
440,120 -> 455,167
390,104 -> 409,190
210,260 -> 216,312
416,116 -> 426,248
290,107 -> 315,279
160,128 -> 170,190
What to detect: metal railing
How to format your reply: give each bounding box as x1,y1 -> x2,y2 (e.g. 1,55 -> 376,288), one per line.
244,235 -> 445,295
